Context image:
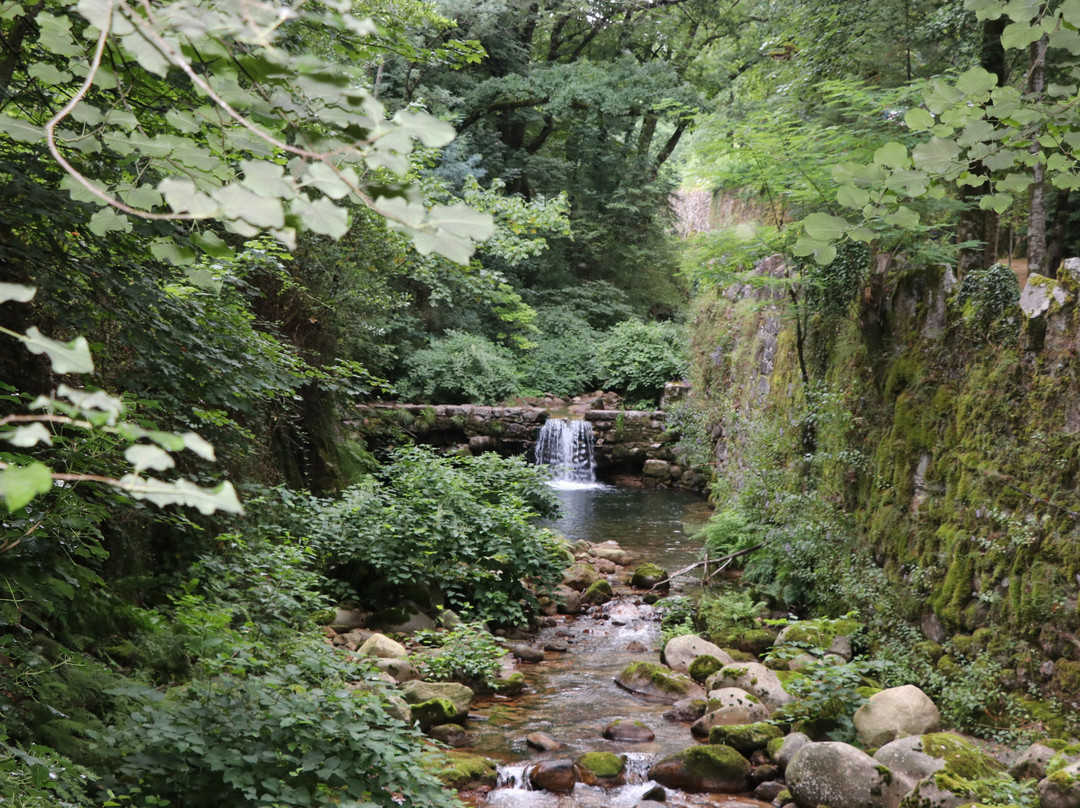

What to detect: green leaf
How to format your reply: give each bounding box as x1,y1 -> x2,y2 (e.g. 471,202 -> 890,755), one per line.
965,0 -> 1004,20
21,327 -> 94,374
802,212 -> 850,242
0,114 -> 42,143
191,231 -> 233,260
911,137 -> 962,174
391,110 -> 455,148
924,80 -> 963,114
3,423 -> 52,447
213,184 -> 285,229
292,196 -> 349,239
303,162 -> 355,200
117,475 -> 244,514
997,172 -> 1033,193
873,142 -> 909,169
979,193 -> 1013,213
884,206 -> 920,229
0,462 -> 53,510
836,186 -> 870,209
125,444 -> 176,473
89,207 -> 132,236
181,432 -> 216,461
240,160 -> 295,199
28,62 -> 72,84
426,203 -> 496,241
955,67 -> 997,97
905,108 -> 935,130
149,237 -> 196,266
160,178 -> 219,218
0,283 -> 35,304
792,237 -> 837,265
1001,21 -> 1042,49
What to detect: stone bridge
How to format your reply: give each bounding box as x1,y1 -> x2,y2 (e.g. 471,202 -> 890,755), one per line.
352,403 -> 706,489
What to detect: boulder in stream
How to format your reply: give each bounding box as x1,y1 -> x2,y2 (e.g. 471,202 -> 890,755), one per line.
582,578 -> 614,605
428,723 -> 471,747
562,562 -> 600,591
437,752 -> 498,789
576,751 -> 627,786
603,718 -> 656,742
853,685 -> 941,746
893,733 -> 1007,808
662,634 -> 734,676
528,758 -> 579,792
786,741 -> 904,808
526,731 -> 564,751
1039,760 -> 1080,808
631,563 -> 669,591
509,644 -> 545,662
357,632 -> 408,659
706,662 -> 793,711
664,697 -> 707,722
411,697 -> 459,730
615,661 -> 704,703
400,680 -> 474,719
708,722 -> 783,755
648,744 -> 752,793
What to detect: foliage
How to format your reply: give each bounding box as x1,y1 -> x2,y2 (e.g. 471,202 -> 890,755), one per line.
411,622 -> 504,690
772,657 -> 888,742
516,304 -> 601,398
695,589 -> 767,638
657,595 -> 698,648
0,733 -> 99,808
399,331 -> 520,404
694,508 -> 761,566
596,320 -> 686,405
95,635 -> 457,808
951,262 -> 1021,340
300,448 -> 563,626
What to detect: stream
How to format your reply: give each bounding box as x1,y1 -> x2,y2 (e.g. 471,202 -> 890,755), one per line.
466,483 -> 772,808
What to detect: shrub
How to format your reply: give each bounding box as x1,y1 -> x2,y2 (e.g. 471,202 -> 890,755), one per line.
399,330 -> 520,403
952,262 -> 1020,341
695,509 -> 762,566
411,623 -> 505,691
595,319 -> 686,404
517,305 -> 601,398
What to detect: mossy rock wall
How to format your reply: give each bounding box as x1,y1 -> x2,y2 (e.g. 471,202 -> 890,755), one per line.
689,255 -> 1080,695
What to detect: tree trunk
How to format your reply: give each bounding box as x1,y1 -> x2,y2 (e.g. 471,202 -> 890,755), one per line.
1028,35 -> 1048,276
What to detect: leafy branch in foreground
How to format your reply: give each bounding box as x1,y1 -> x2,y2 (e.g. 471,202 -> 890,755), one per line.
0,283 -> 241,515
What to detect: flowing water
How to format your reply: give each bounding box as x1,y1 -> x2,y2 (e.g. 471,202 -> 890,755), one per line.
534,419 -> 598,485
467,484 -> 769,808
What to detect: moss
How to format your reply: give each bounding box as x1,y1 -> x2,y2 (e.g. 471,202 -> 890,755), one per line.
676,744 -> 752,778
582,578 -> 613,605
779,617 -> 859,650
708,722 -> 783,754
1047,766 -> 1080,787
739,628 -> 778,655
619,662 -> 694,695
774,669 -> 807,687
777,790 -> 791,804
915,641 -> 944,662
919,733 -> 1006,781
631,563 -> 668,589
689,655 -> 723,683
494,672 -> 525,696
951,634 -> 976,656
577,752 -> 625,778
1053,659 -> 1080,694
766,736 -> 785,759
725,648 -> 756,662
856,685 -> 882,699
411,698 -> 459,730
434,752 -> 498,789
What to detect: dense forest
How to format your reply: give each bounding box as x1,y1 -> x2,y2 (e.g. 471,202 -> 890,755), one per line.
4,0 -> 1080,803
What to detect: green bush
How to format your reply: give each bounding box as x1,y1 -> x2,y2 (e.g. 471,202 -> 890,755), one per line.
695,509 -> 762,566
952,262 -> 1021,340
517,305 -> 601,398
596,319 -> 686,404
399,330 -> 520,404
303,448 -> 564,626
411,622 -> 505,691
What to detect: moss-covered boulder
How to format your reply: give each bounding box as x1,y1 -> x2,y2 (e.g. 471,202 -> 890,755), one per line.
708,722 -> 783,754
615,661 -> 704,703
631,563 -> 669,590
581,578 -> 613,605
690,654 -> 724,683
705,662 -> 793,711
400,680 -> 474,719
647,744 -> 752,793
411,697 -> 459,730
576,752 -> 627,786
894,733 -> 1009,808
494,672 -> 525,696
1039,760 -> 1080,808
603,719 -> 656,742
663,634 -> 734,676
776,617 -> 860,654
434,752 -> 498,789
787,741 -> 904,808
562,562 -> 599,591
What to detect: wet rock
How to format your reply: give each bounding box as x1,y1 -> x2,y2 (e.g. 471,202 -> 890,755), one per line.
555,585 -> 583,615
662,634 -> 735,677
374,657 -> 420,683
787,741 -> 903,808
592,545 -> 631,565
411,698 -> 459,730
755,780 -> 786,801
526,731 -> 564,751
1039,760 -> 1080,808
853,685 -> 941,747
544,641 -> 569,653
641,784 -> 667,801
631,563 -> 669,591
576,751 -> 626,786
563,562 -> 600,591
510,644 -> 545,663
774,732 -> 812,773
400,681 -> 474,719
664,698 -> 707,722
753,765 -> 781,784
706,662 -> 793,712
626,640 -> 650,653
636,802 -> 667,808
437,752 -> 498,789
648,744 -> 752,793
1009,742 -> 1058,781
494,672 -> 525,696
615,661 -> 704,703
603,719 -> 656,742
428,723 -> 471,747
582,578 -> 614,606
709,722 -> 783,755
358,633 -> 408,659
528,758 -> 578,792
692,706 -> 758,738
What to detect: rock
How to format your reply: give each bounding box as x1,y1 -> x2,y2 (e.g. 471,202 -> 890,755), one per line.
708,722 -> 784,755
755,780 -> 787,801
707,687 -> 770,720
592,545 -> 629,564
437,609 -> 462,629
411,697 -> 459,730
576,751 -> 626,786
706,662 -> 793,711
895,733 -> 1007,808
643,458 -> 671,479
692,706 -> 759,738
330,608 -> 366,630
662,634 -> 735,677
774,733 -> 812,773
873,736 -> 946,793
626,640 -> 650,653
556,585 -> 583,615
367,604 -> 436,633
563,562 -> 600,591
828,635 -> 853,661
494,672 -> 525,696
690,655 -> 725,683
357,633 -> 409,659
374,658 -> 420,683
1009,743 -> 1058,781
428,723 -> 471,747
641,784 -> 667,801
400,681 -> 474,718
526,731 -> 564,751
754,764 -> 781,783
615,661 -> 704,703
582,578 -> 614,605
631,563 -> 669,591
648,745 -> 752,793
509,644 -> 545,662
787,741 -> 903,808
528,758 -> 578,792
544,641 -> 569,653
921,613 -> 946,644
603,719 -> 656,742
664,698 -> 707,722
1039,760 -> 1080,808
437,752 -> 498,789
853,685 -> 941,747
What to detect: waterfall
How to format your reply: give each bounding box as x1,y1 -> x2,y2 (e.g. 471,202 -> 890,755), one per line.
534,418 -> 597,484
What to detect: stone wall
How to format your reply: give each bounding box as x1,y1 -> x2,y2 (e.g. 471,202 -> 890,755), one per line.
351,403 -> 706,489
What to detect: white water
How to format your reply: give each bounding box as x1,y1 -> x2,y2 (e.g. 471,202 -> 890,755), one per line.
534,418 -> 599,485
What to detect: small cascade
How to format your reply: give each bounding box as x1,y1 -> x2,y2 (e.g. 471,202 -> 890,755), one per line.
534,418 -> 597,484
